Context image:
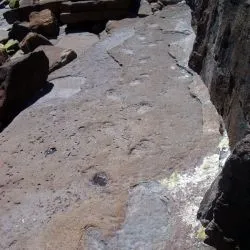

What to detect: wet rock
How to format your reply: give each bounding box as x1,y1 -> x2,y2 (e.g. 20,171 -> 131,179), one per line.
20,32 -> 52,53
197,135 -> 250,249
8,21 -> 30,42
92,171 -> 108,186
0,51 -> 49,128
29,9 -> 59,37
34,45 -> 76,73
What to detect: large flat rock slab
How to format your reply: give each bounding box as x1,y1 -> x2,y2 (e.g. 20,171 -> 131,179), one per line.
0,3 -> 221,250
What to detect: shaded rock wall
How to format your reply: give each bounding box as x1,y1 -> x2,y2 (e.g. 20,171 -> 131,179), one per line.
187,0 -> 250,249
188,0 -> 250,147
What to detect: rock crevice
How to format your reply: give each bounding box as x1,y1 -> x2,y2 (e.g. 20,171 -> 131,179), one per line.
187,0 -> 250,249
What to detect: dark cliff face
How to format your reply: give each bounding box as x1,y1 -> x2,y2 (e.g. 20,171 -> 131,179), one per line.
187,0 -> 250,249
187,0 -> 250,147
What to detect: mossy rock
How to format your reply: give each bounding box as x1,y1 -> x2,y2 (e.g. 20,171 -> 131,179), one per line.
4,39 -> 19,55
8,0 -> 19,9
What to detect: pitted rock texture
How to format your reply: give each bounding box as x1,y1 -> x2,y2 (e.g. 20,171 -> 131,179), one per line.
0,3 -> 220,249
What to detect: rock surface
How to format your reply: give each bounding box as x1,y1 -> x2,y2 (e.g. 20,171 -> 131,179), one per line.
29,9 -> 59,37
187,0 -> 250,249
187,0 -> 250,147
0,51 -> 49,129
34,45 -> 77,72
0,3 -> 225,250
20,32 -> 52,53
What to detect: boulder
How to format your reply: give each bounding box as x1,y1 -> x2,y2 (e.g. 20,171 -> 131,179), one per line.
3,0 -> 64,24
11,49 -> 24,60
0,51 -> 49,128
138,0 -> 152,17
8,21 -> 30,42
34,45 -> 76,72
29,9 -> 59,37
20,32 -> 52,53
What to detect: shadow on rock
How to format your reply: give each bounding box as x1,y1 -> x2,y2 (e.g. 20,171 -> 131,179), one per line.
0,81 -> 53,132
0,51 -> 50,132
65,21 -> 108,35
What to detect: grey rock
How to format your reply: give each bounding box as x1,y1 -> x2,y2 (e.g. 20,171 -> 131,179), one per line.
0,51 -> 49,128
20,32 -> 52,53
34,45 -> 76,72
138,0 -> 153,17
0,29 -> 8,44
150,1 -> 163,12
